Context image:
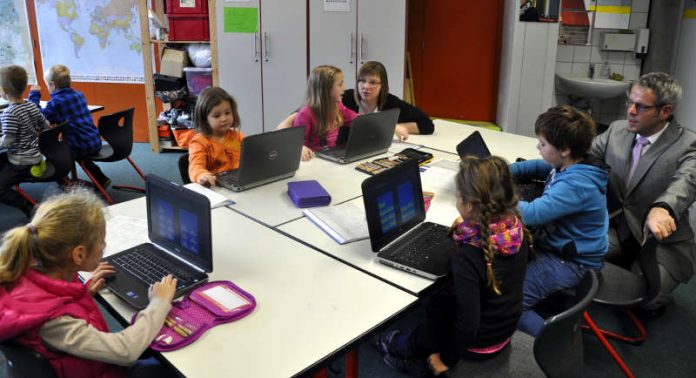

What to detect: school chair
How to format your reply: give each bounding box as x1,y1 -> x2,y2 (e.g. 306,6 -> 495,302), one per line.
534,270 -> 598,378
0,341 -> 56,378
77,108 -> 146,205
582,238 -> 661,378
178,153 -> 191,184
15,124 -> 73,206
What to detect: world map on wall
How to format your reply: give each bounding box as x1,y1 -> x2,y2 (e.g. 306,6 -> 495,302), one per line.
0,0 -> 37,83
35,0 -> 144,83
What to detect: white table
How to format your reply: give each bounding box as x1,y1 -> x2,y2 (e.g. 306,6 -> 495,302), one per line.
93,199 -> 417,378
0,101 -> 104,114
405,119 -> 540,162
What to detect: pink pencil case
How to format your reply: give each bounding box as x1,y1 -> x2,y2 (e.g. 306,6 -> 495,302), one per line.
135,280 -> 256,351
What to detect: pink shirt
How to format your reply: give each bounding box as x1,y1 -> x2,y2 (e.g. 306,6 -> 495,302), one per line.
293,103 -> 358,151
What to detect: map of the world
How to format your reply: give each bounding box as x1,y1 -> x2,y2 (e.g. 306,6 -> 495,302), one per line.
35,0 -> 144,83
0,0 -> 37,83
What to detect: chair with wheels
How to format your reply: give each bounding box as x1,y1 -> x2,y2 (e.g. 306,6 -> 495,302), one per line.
77,108 -> 145,204
0,341 -> 56,378
534,269 -> 599,378
582,237 -> 660,378
178,153 -> 191,184
15,124 -> 73,206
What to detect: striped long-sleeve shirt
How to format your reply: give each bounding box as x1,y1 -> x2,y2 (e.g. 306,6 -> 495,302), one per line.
0,101 -> 49,165
29,88 -> 102,158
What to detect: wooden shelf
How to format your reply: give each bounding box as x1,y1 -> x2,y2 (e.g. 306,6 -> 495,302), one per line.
151,39 -> 210,44
158,140 -> 187,151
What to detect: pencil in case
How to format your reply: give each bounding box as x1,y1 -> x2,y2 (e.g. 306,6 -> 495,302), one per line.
136,280 -> 256,351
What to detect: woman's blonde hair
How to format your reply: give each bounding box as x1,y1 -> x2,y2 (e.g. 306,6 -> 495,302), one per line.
44,64 -> 72,89
306,65 -> 344,137
456,155 -> 532,294
0,189 -> 105,284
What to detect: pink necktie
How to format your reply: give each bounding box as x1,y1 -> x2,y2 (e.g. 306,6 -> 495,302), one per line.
628,136 -> 650,182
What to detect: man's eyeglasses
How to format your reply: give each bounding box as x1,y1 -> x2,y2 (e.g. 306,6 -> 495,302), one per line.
358,79 -> 381,87
625,100 -> 660,113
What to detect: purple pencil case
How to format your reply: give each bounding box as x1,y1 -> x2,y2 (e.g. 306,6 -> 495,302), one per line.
136,281 -> 256,351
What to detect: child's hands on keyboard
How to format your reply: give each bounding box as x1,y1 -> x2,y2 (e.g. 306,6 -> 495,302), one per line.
88,262 -> 116,296
149,274 -> 178,303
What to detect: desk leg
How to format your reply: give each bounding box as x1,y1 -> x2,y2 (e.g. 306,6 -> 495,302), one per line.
346,349 -> 359,378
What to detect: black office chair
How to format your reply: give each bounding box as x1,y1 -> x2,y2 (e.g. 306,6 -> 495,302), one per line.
178,153 -> 191,184
582,237 -> 660,377
78,108 -> 145,204
533,270 -> 598,378
0,342 -> 56,378
15,124 -> 73,206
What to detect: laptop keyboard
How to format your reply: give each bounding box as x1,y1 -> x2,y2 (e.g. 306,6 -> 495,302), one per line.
321,146 -> 346,158
111,247 -> 197,290
216,170 -> 240,187
384,223 -> 452,266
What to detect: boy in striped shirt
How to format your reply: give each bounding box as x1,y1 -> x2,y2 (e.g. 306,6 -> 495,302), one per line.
0,65 -> 49,216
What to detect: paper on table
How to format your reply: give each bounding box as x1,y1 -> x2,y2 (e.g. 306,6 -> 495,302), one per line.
304,201 -> 369,244
421,165 -> 457,194
184,183 -> 235,208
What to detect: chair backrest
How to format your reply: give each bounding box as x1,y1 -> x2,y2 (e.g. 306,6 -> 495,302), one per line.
179,153 -> 191,184
0,342 -> 56,378
534,270 -> 598,378
37,124 -> 73,181
97,108 -> 135,162
637,237 -> 660,305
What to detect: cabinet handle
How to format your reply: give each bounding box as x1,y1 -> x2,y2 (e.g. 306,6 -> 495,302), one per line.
349,33 -> 354,64
264,32 -> 269,62
253,32 -> 259,62
360,33 -> 366,64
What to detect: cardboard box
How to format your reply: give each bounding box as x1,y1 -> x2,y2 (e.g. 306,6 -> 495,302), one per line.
160,47 -> 188,78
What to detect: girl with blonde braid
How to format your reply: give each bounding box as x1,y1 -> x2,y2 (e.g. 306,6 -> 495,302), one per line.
376,156 -> 531,376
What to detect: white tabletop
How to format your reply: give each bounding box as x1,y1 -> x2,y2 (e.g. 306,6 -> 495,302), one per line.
0,101 -> 103,114
95,198 -> 416,378
405,119 -> 540,162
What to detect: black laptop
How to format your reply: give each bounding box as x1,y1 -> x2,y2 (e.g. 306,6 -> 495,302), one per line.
316,108 -> 400,164
216,127 -> 304,191
362,159 -> 456,279
103,174 -> 212,309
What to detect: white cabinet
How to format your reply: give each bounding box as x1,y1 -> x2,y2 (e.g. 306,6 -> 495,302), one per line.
216,0 -> 307,136
309,0 -> 406,98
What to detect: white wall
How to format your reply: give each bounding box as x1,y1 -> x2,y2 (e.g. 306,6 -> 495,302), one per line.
674,1 -> 696,130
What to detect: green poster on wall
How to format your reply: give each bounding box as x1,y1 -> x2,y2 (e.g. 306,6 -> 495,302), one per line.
224,7 -> 258,33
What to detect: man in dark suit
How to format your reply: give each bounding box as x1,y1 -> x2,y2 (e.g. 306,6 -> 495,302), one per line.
590,72 -> 696,311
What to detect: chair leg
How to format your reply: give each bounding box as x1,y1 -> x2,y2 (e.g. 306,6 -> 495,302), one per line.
345,349 -> 359,378
112,156 -> 146,193
583,311 -> 635,378
14,184 -> 37,206
581,309 -> 647,345
78,161 -> 114,205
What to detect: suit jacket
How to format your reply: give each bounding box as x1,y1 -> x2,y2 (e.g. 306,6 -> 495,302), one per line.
589,120 -> 696,281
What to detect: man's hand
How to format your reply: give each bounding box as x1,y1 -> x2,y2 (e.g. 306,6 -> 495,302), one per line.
644,206 -> 676,242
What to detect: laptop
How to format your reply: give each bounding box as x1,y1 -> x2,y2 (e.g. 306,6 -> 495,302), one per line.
456,131 -> 543,201
362,159 -> 456,279
0,98 -> 8,110
316,108 -> 400,164
103,174 -> 212,309
216,127 -> 304,192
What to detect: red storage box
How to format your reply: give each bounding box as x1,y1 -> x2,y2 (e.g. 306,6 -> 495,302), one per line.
166,0 -> 208,15
168,14 -> 209,41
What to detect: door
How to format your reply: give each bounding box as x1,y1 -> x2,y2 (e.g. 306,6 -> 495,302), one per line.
216,0 -> 264,136
309,0 -> 358,89
260,0 -> 307,131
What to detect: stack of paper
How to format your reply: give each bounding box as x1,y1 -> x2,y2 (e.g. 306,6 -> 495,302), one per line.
303,202 -> 369,244
184,183 -> 235,209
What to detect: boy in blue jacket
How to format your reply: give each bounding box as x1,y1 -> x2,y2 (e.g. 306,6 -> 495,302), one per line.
511,105 -> 609,336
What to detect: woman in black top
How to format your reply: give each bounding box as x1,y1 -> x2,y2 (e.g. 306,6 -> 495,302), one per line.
377,156 -> 531,376
342,61 -> 434,140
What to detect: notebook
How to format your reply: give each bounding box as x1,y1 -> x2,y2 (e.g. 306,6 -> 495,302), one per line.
216,127 -> 304,192
362,159 -> 456,280
103,174 -> 213,309
316,108 -> 400,164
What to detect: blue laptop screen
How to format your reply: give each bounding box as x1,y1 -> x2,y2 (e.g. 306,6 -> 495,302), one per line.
151,198 -> 200,255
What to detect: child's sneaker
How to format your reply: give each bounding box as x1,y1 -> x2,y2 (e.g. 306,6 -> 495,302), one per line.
375,329 -> 401,356
383,353 -> 431,377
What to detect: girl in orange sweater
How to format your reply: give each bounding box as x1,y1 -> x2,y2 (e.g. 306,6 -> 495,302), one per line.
188,87 -> 244,186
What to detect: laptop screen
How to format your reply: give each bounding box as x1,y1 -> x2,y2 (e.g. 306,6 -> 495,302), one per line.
456,131 -> 491,158
362,159 -> 426,252
146,174 -> 213,272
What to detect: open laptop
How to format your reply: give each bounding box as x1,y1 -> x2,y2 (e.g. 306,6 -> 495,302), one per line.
216,127 -> 304,192
104,174 -> 212,309
316,108 -> 400,164
362,159 -> 456,279
456,131 -> 543,201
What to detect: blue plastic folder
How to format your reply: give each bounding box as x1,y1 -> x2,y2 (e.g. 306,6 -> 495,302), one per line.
287,180 -> 331,208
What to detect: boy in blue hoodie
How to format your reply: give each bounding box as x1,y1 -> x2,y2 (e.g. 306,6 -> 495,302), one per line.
511,105 -> 609,337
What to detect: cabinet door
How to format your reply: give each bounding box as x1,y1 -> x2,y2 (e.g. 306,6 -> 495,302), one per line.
260,0 -> 307,131
216,0 -> 264,136
309,0 -> 358,89
357,0 -> 406,98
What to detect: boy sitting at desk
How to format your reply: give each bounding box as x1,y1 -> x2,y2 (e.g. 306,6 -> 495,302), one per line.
510,105 -> 609,337
29,64 -> 110,188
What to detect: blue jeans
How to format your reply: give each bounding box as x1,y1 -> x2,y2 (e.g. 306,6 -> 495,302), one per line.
517,251 -> 591,337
